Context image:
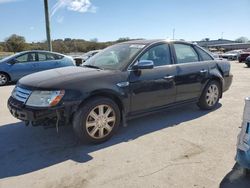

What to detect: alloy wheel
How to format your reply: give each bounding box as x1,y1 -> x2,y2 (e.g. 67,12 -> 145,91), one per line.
85,104 -> 116,139
206,84 -> 219,107
0,74 -> 8,86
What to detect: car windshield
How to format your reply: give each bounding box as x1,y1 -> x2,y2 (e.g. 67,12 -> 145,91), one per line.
83,43 -> 145,70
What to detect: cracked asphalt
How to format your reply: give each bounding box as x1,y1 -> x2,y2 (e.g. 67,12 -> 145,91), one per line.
0,61 -> 250,188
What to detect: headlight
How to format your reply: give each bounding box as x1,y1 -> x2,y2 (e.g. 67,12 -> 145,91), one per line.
26,90 -> 65,107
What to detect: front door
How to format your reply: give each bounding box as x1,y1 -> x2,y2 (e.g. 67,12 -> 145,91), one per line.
9,52 -> 38,80
129,43 -> 177,113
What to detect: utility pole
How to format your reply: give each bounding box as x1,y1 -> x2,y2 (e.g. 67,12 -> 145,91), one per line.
172,28 -> 175,40
44,0 -> 52,51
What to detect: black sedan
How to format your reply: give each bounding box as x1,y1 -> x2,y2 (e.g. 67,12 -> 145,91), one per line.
8,40 -> 233,143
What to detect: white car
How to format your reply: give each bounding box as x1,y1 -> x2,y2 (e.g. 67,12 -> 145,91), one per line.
221,50 -> 243,60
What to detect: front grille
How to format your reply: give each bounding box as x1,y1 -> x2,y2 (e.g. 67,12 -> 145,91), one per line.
12,86 -> 32,103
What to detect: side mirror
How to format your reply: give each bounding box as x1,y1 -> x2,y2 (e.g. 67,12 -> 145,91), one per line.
132,60 -> 154,70
8,59 -> 16,65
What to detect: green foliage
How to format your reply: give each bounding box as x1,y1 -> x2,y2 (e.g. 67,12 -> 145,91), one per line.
116,37 -> 131,42
5,34 -> 27,53
1,35 -> 136,54
0,44 -> 3,52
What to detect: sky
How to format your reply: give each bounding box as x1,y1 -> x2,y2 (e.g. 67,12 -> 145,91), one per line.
0,0 -> 249,42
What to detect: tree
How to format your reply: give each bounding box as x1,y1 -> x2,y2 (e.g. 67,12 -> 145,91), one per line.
201,38 -> 210,42
0,44 -> 3,52
116,37 -> 130,42
5,34 -> 27,53
235,37 -> 249,43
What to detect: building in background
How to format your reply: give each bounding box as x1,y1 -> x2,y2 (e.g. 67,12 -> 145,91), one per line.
195,39 -> 250,51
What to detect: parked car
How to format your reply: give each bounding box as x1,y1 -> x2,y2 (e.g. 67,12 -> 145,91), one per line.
8,40 -> 233,143
239,51 -> 250,63
74,50 -> 101,66
245,56 -> 250,67
220,50 -> 243,60
211,52 -> 223,59
236,97 -> 250,175
0,50 -> 75,86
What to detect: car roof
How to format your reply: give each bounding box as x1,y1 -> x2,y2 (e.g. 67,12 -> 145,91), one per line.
19,50 -> 65,56
121,39 -> 192,46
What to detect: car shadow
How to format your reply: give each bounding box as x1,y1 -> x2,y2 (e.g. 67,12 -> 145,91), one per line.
220,163 -> 250,188
0,103 -> 221,179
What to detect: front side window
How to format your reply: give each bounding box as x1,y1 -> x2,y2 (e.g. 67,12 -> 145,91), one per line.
139,44 -> 171,67
174,44 -> 199,64
15,53 -> 36,63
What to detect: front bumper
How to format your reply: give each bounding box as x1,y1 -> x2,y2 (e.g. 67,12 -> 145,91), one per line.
236,149 -> 250,170
8,96 -> 63,122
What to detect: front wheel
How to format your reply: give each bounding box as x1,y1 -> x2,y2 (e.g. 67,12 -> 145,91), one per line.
198,81 -> 221,110
73,97 -> 121,144
243,168 -> 250,176
0,73 -> 9,86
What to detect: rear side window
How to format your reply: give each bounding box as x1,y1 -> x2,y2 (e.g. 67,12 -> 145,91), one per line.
38,52 -> 63,61
54,54 -> 64,60
173,44 -> 199,64
46,53 -> 56,60
195,46 -> 213,61
38,53 -> 46,61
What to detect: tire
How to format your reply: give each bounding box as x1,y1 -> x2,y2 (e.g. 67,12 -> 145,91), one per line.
73,97 -> 121,144
197,80 -> 221,110
247,64 -> 250,68
0,73 -> 9,86
243,168 -> 250,176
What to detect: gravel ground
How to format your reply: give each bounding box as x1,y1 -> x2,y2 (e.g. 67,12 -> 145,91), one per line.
0,62 -> 250,188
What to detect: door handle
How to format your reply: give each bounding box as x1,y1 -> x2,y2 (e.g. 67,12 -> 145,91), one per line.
200,70 -> 208,74
163,75 -> 175,80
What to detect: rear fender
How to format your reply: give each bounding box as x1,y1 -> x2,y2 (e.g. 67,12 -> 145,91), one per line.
201,68 -> 224,98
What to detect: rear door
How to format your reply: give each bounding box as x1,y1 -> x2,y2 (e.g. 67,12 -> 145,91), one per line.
129,43 -> 177,113
172,43 -> 209,102
37,52 -> 60,71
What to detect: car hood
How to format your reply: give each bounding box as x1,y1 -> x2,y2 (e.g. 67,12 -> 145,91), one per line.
18,66 -> 118,90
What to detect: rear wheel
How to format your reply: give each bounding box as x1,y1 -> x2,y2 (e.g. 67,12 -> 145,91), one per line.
198,80 -> 221,110
0,73 -> 9,86
73,97 -> 121,144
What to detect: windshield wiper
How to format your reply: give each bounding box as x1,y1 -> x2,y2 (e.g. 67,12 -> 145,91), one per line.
83,65 -> 103,70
